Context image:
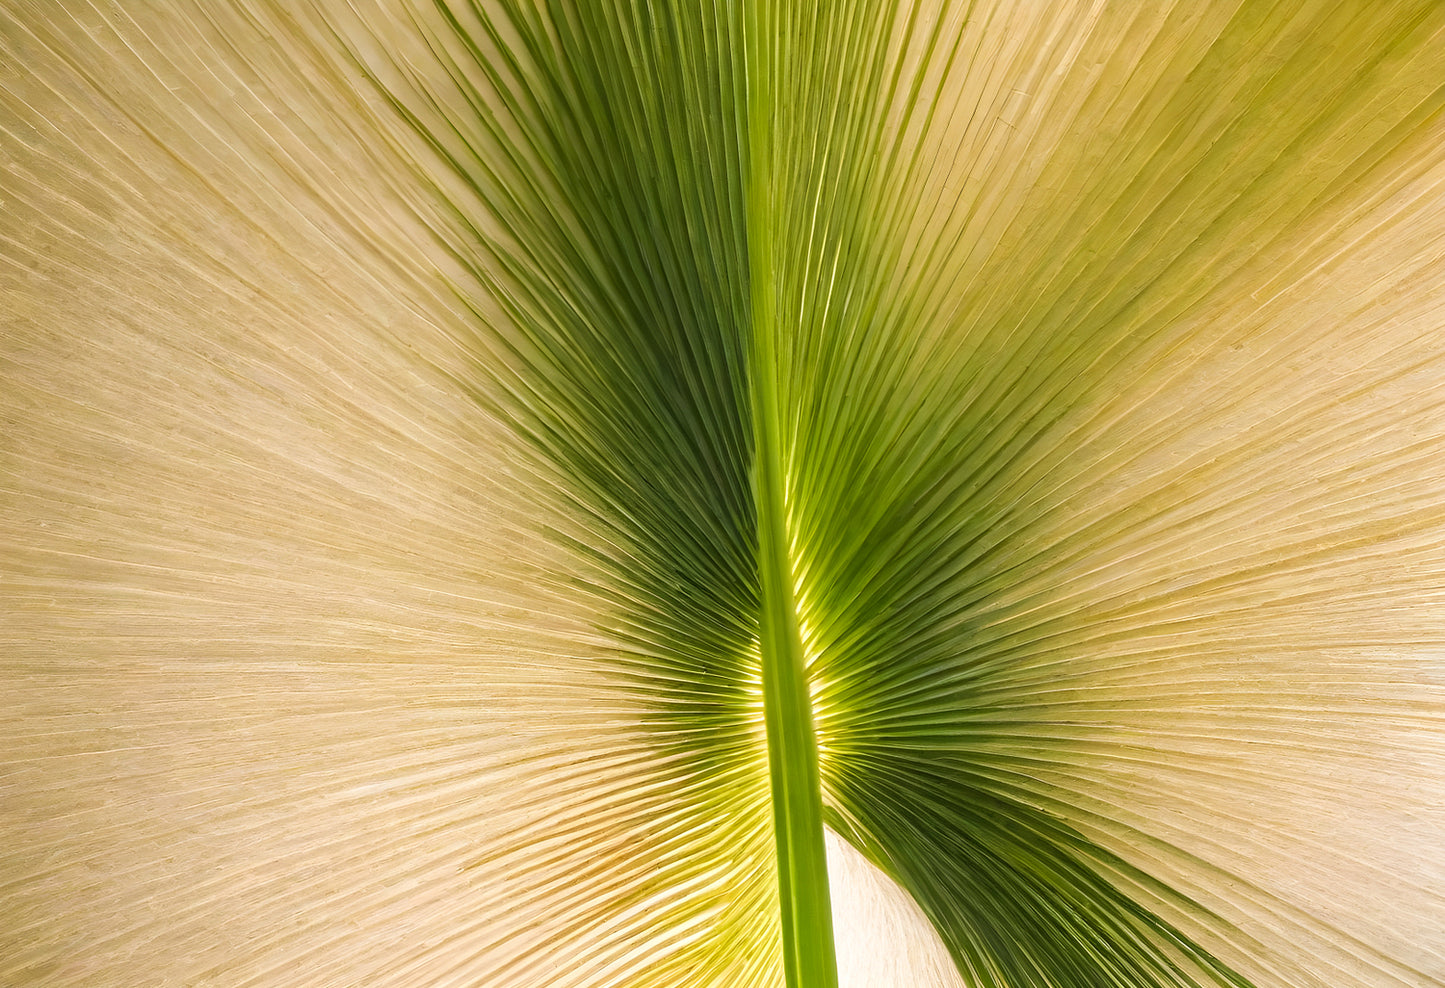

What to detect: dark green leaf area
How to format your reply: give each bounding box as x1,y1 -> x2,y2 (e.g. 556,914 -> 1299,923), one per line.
829,767 -> 1254,988
405,0 -> 765,756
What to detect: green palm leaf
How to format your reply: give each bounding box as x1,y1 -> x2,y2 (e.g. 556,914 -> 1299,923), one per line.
3,2 -> 1443,987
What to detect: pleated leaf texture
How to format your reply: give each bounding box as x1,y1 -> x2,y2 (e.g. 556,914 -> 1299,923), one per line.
4,2 -> 1445,987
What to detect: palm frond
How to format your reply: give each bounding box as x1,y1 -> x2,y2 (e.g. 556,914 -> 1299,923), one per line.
3,2 -> 1443,987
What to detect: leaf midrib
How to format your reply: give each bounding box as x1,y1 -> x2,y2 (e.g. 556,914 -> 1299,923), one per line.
745,5 -> 839,986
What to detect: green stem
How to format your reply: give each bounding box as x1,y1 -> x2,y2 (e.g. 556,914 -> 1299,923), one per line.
746,5 -> 838,986
754,389 -> 838,988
